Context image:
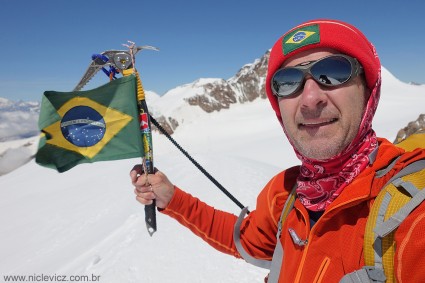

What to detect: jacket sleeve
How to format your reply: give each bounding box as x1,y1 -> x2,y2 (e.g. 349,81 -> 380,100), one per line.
160,167 -> 299,260
160,186 -> 241,257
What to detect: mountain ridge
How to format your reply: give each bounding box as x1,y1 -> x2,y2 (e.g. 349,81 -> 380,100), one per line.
1,50 -> 424,139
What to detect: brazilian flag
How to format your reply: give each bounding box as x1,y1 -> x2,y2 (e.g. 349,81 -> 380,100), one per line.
36,75 -> 143,172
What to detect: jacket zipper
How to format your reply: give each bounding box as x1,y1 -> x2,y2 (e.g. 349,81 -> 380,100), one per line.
292,195 -> 369,282
313,257 -> 330,283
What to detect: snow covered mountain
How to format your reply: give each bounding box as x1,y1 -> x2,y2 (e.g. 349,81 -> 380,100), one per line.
1,49 -> 425,177
0,98 -> 40,142
2,49 -> 423,139
0,51 -> 269,140
0,99 -> 40,175
148,50 -> 269,134
0,52 -> 425,282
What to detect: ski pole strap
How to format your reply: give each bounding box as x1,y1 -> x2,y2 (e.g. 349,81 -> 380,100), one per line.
233,207 -> 272,269
149,114 -> 248,212
233,181 -> 297,282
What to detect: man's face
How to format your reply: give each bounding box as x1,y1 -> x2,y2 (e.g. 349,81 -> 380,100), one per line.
278,48 -> 368,160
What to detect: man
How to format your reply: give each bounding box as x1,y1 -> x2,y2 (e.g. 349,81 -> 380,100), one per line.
130,19 -> 425,282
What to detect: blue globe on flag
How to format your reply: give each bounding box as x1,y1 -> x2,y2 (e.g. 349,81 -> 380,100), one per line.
60,106 -> 106,147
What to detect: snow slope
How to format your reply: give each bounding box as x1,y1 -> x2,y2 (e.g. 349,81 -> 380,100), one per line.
0,67 -> 424,282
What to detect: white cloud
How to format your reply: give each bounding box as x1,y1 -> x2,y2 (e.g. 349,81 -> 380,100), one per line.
0,111 -> 39,141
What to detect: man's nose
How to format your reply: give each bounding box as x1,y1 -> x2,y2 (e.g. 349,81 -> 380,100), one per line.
298,77 -> 327,109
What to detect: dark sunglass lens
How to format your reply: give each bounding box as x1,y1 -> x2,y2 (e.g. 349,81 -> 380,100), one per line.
311,56 -> 352,86
272,68 -> 304,97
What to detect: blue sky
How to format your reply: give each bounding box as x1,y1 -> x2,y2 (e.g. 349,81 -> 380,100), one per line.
1,0 -> 424,101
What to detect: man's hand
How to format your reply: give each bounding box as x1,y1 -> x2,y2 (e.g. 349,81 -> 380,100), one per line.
130,165 -> 175,209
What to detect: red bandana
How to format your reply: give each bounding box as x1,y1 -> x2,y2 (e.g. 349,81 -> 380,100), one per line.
295,77 -> 381,211
296,131 -> 378,211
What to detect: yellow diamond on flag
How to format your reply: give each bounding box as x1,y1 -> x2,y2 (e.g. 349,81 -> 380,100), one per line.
285,30 -> 317,44
44,96 -> 133,159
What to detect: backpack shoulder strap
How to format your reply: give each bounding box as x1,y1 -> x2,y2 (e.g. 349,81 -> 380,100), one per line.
341,159 -> 425,283
365,159 -> 425,282
267,184 -> 297,283
373,159 -> 425,237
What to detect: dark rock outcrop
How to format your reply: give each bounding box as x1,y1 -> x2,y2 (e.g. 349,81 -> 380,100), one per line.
394,114 -> 425,143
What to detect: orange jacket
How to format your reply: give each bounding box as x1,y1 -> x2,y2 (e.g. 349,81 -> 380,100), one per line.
161,138 -> 425,282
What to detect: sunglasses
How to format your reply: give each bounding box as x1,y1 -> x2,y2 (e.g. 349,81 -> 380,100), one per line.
271,54 -> 364,98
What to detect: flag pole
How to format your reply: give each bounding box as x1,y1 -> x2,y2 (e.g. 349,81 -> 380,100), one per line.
122,42 -> 157,236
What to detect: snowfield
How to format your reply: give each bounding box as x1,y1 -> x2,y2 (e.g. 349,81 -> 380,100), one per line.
0,67 -> 424,282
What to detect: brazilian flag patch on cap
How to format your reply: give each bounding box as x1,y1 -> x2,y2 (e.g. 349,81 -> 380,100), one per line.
283,24 -> 320,55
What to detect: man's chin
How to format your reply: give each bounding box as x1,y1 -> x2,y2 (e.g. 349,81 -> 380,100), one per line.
296,142 -> 344,161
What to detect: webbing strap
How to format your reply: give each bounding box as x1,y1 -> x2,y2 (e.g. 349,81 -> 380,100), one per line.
267,239 -> 284,283
233,183 -> 298,276
385,160 -> 425,185
373,192 -> 392,269
392,179 -> 419,197
375,184 -> 425,237
375,156 -> 400,178
374,159 -> 425,238
349,158 -> 425,282
233,207 -> 271,269
340,266 -> 386,283
267,184 -> 298,283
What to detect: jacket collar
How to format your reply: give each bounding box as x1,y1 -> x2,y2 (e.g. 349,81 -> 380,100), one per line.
325,138 -> 403,210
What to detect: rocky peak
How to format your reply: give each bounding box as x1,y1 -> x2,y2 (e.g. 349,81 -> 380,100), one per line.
184,50 -> 269,112
153,50 -> 270,134
394,114 -> 425,143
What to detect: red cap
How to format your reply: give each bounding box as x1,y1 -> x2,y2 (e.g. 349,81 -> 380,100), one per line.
265,19 -> 381,122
